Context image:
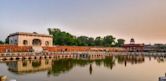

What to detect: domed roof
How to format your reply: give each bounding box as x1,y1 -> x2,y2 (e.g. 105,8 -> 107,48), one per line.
130,38 -> 135,42
130,38 -> 135,44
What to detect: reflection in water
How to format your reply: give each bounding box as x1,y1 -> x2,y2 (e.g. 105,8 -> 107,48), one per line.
5,55 -> 166,77
89,64 -> 92,75
157,57 -> 166,63
7,59 -> 52,74
103,57 -> 115,69
149,56 -> 151,61
116,55 -> 145,67
48,59 -> 75,76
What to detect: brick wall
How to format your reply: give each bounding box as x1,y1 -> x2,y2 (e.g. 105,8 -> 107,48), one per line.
0,45 -> 126,53
0,44 -> 32,53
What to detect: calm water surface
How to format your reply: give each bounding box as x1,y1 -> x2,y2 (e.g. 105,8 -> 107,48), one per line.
0,55 -> 166,81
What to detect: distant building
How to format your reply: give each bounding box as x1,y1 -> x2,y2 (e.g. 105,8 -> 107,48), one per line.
123,38 -> 144,52
144,44 -> 166,52
8,32 -> 53,47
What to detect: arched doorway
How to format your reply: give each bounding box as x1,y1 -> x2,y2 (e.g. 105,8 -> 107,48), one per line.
32,39 -> 42,46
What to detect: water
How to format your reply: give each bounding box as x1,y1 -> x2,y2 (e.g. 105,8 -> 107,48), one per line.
0,55 -> 166,81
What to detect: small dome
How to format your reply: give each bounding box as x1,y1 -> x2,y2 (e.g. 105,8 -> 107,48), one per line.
130,38 -> 134,42
33,32 -> 38,34
130,38 -> 135,44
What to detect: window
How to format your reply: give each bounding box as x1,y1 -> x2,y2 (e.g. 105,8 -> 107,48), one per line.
15,40 -> 17,44
23,40 -> 28,45
45,41 -> 49,46
15,40 -> 17,43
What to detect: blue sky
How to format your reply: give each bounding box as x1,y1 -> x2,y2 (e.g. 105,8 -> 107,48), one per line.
1,0 -> 166,44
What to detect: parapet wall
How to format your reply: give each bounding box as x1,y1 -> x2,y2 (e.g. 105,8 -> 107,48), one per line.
0,44 -> 126,53
0,45 -> 32,53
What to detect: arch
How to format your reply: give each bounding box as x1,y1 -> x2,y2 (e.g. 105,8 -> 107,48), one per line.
32,39 -> 42,46
45,41 -> 49,46
23,40 -> 28,45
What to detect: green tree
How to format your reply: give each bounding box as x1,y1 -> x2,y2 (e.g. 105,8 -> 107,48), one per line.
116,39 -> 125,47
48,28 -> 61,35
95,36 -> 103,46
48,28 -> 77,45
0,40 -> 4,44
103,35 -> 116,47
77,36 -> 89,46
48,28 -> 125,47
87,37 -> 95,46
5,37 -> 9,44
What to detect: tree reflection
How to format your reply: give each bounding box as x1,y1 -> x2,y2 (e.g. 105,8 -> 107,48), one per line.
103,57 -> 115,70
48,59 -> 74,76
95,59 -> 103,66
48,57 -> 116,76
32,60 -> 41,68
115,55 -> 145,66
157,57 -> 166,63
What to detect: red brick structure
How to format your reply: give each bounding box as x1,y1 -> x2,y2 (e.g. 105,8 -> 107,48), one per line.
123,38 -> 144,52
0,45 -> 32,53
0,45 -> 126,53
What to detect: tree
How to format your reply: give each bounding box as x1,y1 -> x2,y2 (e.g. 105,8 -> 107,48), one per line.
95,36 -> 103,46
103,35 -> 115,47
48,28 -> 61,35
77,36 -> 89,46
0,40 -> 4,44
48,28 -> 61,45
116,39 -> 125,47
87,37 -> 95,46
48,28 -> 125,47
5,37 -> 9,44
48,28 -> 77,46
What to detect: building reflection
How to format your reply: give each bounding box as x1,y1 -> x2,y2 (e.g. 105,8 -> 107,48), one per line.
156,57 -> 166,63
7,59 -> 52,74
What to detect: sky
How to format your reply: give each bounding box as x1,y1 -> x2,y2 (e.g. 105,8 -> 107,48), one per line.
0,0 -> 166,44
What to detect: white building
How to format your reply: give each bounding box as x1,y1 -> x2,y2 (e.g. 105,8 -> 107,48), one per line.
8,32 -> 53,47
